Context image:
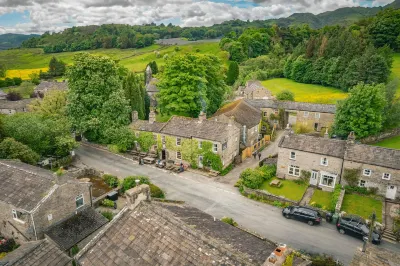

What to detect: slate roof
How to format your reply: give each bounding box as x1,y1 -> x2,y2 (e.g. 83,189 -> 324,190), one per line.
76,202 -> 275,266
246,99 -> 336,114
212,99 -> 262,128
279,133 -> 346,158
0,89 -> 6,97
0,160 -> 57,211
45,207 -> 108,251
129,120 -> 166,133
34,81 -> 68,92
0,239 -> 72,266
345,144 -> 400,170
0,99 -> 33,110
244,80 -> 264,94
145,78 -> 159,93
351,244 -> 400,266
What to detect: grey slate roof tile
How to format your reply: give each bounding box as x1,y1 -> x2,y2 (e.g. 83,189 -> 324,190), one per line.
246,99 -> 336,113
0,99 -> 33,110
212,99 -> 262,128
345,144 -> 400,170
34,81 -> 68,93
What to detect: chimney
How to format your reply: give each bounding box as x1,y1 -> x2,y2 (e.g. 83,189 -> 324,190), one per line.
347,131 -> 356,144
198,111 -> 206,123
149,110 -> 156,124
131,110 -> 138,122
228,116 -> 235,126
242,125 -> 247,144
324,128 -> 329,139
125,184 -> 151,210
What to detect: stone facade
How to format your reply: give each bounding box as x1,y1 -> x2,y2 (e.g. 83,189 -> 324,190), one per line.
243,80 -> 273,100
0,99 -> 32,115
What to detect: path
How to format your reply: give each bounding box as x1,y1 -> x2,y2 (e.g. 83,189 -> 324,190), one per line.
299,187 -> 315,206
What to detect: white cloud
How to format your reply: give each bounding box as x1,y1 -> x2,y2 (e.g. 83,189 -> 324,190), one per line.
0,0 -> 393,34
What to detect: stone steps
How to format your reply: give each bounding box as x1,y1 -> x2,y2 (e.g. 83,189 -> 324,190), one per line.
382,229 -> 398,243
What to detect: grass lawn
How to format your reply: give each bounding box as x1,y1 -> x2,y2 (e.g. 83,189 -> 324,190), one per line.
260,178 -> 308,202
341,194 -> 383,223
261,78 -> 348,104
2,82 -> 35,98
390,53 -> 400,97
373,135 -> 400,150
310,190 -> 332,210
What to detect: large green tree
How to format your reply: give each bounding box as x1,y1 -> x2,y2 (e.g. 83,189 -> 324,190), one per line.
0,138 -> 40,165
334,83 -> 386,139
67,53 -> 131,141
123,72 -> 145,120
48,56 -> 67,76
226,61 -> 239,86
382,79 -> 400,129
368,8 -> 400,52
29,90 -> 67,117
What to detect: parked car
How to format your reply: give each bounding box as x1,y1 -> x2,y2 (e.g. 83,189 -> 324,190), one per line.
336,216 -> 381,244
282,206 -> 322,226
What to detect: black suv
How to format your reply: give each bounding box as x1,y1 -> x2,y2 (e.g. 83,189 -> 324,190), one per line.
282,206 -> 322,226
336,216 -> 381,244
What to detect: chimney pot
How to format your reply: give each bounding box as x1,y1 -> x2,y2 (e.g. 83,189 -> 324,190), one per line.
198,111 -> 206,123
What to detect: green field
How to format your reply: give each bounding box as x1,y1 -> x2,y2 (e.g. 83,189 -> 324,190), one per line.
1,42 -> 228,79
373,135 -> 400,149
390,53 -> 400,96
261,78 -> 348,104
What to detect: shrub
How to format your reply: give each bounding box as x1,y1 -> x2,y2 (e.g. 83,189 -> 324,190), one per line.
282,253 -> 294,266
276,90 -> 295,101
294,122 -> 313,134
0,238 -> 18,253
273,201 -> 284,208
258,164 -> 277,181
0,137 -> 40,165
101,211 -> 113,222
103,174 -> 119,188
55,168 -> 64,176
149,183 -> 165,198
6,91 -> 22,101
121,176 -> 150,193
101,199 -> 115,208
221,217 -> 238,226
330,184 -> 342,212
220,164 -> 234,176
240,168 -> 264,189
368,187 -> 379,195
70,245 -> 80,256
343,168 -> 360,187
174,46 -> 181,52
310,202 -> 323,209
344,185 -> 369,195
203,151 -> 223,172
234,179 -> 242,187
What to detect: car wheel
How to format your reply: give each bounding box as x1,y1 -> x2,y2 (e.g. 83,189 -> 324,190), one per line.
339,229 -> 345,234
308,221 -> 314,226
285,214 -> 290,219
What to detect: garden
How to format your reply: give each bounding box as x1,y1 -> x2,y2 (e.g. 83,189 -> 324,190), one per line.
309,190 -> 332,211
341,193 -> 383,223
260,178 -> 308,202
373,135 -> 400,150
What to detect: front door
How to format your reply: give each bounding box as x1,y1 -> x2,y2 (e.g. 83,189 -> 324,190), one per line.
162,149 -> 166,160
198,156 -> 203,168
310,171 -> 318,186
386,185 -> 397,200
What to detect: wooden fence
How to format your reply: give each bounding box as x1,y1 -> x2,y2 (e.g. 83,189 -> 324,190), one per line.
241,135 -> 271,161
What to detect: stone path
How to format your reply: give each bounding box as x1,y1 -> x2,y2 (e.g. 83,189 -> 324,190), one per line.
299,186 -> 315,206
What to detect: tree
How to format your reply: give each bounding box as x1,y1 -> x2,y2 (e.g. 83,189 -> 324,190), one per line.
0,63 -> 6,78
6,91 -> 22,101
123,72 -> 145,119
382,79 -> 400,129
226,61 -> 239,86
29,72 -> 40,85
334,83 -> 386,139
276,90 -> 295,101
228,41 -> 247,62
0,138 -> 40,165
148,61 -> 158,75
29,90 -> 67,117
368,8 -> 400,51
48,56 -> 67,77
67,53 -> 130,142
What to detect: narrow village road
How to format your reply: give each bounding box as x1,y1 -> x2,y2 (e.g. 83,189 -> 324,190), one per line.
76,144 -> 400,265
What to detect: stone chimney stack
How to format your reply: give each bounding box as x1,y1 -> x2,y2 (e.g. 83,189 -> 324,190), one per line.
228,116 -> 235,126
125,184 -> 151,210
198,111 -> 206,123
149,110 -> 156,124
132,110 -> 138,122
324,128 -> 329,139
347,131 -> 356,144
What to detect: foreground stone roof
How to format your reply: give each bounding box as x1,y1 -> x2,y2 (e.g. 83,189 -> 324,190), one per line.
351,244 -> 400,266
212,99 -> 262,128
0,99 -> 33,110
34,81 -> 68,93
246,99 -> 336,114
129,120 -> 166,133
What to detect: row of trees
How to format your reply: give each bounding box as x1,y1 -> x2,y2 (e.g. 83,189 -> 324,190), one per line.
0,77 -> 22,88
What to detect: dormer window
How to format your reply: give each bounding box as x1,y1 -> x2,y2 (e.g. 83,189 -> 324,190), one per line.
320,157 -> 328,166
12,210 -> 25,224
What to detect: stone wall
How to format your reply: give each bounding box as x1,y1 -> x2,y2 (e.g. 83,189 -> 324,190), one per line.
0,201 -> 34,242
68,167 -> 103,179
361,128 -> 400,144
242,187 -> 299,205
295,111 -> 334,132
335,189 -> 346,213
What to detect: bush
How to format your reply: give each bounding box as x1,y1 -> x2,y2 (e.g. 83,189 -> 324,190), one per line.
149,183 -> 165,198
101,211 -> 113,222
276,90 -> 295,101
203,151 -> 223,172
55,168 -> 64,176
101,199 -> 115,208
0,238 -> 18,253
240,168 -> 264,189
220,164 -> 233,176
273,201 -> 284,208
258,164 -> 277,181
294,122 -> 314,134
12,77 -> 22,86
310,202 -> 323,209
221,217 -> 238,226
343,168 -> 360,187
6,91 -> 22,101
344,185 -> 369,195
121,176 -> 150,193
103,174 -> 119,188
330,184 -> 342,212
0,137 -> 40,165
368,187 -> 379,195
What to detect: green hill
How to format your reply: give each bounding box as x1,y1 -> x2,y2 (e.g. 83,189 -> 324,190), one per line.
0,33 -> 39,50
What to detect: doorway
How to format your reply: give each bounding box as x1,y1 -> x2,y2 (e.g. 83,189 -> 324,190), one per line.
386,185 -> 397,200
162,149 -> 166,160
310,171 -> 318,186
198,155 -> 203,168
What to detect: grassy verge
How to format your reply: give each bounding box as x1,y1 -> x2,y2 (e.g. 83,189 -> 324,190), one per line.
373,135 -> 400,150
309,190 -> 332,211
341,194 -> 382,223
260,178 -> 308,202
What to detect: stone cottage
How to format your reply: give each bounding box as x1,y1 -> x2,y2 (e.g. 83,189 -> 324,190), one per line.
276,133 -> 400,199
0,160 -> 92,242
130,110 -> 240,169
34,80 -> 68,97
243,80 -> 273,100
212,99 -> 262,147
0,99 -> 33,115
247,99 -> 336,132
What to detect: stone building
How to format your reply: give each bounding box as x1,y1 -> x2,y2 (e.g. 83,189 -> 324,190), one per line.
243,80 -> 273,100
0,89 -> 6,100
0,160 -> 92,242
247,99 -> 336,132
351,243 -> 400,266
212,99 -> 262,147
0,99 -> 33,115
34,80 -> 68,97
130,110 -> 240,169
277,133 -> 400,199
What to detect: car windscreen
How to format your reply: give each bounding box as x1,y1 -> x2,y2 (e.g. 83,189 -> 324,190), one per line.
360,224 -> 369,234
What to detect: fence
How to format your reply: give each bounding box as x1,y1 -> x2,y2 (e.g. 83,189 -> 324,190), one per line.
241,135 -> 271,161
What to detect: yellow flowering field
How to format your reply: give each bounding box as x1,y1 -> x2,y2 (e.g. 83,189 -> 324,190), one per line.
6,68 -> 48,80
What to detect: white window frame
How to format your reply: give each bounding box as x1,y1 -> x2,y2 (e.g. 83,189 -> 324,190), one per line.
320,157 -> 328,166
198,141 -> 203,149
319,173 -> 336,188
359,180 -> 366,187
315,113 -> 320,119
176,137 -> 181,146
303,111 -> 309,117
382,173 -> 391,180
290,151 -> 296,160
363,169 -> 371,176
12,210 -> 25,224
288,165 -> 300,177
76,194 -> 84,209
176,151 -> 182,160
213,143 -> 218,153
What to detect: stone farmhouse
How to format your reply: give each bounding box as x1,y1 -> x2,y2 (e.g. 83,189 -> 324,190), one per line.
0,99 -> 33,115
130,110 -> 240,169
247,99 -> 336,132
277,133 -> 400,199
34,80 -> 68,97
212,99 -> 262,147
243,80 -> 273,100
0,160 -> 92,242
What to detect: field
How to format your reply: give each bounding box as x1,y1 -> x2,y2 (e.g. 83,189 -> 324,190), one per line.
1,42 -> 229,80
373,135 -> 400,149
261,78 -> 348,104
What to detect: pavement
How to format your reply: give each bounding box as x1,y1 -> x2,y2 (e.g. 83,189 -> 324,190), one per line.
75,144 -> 400,265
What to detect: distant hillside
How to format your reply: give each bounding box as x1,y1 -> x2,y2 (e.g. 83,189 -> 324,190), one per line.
0,33 -> 39,50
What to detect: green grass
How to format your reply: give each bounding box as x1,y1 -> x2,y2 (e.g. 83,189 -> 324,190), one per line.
341,194 -> 382,223
2,81 -> 35,98
156,110 -> 192,122
373,135 -> 400,150
390,53 -> 400,97
261,78 -> 348,104
310,190 -> 332,210
260,178 -> 308,202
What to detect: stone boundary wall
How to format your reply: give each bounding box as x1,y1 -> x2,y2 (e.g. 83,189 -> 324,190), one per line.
243,187 -> 299,205
335,189 -> 346,213
361,128 -> 400,144
68,167 -> 104,179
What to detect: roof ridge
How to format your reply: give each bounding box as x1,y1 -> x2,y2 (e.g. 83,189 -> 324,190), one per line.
0,161 -> 55,181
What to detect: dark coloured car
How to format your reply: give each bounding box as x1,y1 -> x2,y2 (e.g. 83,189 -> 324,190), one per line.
336,216 -> 381,244
282,206 -> 322,226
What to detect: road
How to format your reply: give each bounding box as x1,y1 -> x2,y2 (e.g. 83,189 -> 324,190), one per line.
76,144 -> 399,265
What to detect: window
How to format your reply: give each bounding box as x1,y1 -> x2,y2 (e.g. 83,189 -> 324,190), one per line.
359,180 -> 366,187
12,209 -> 18,219
315,113 -> 320,119
75,195 -> 84,209
320,157 -> 328,166
303,111 -> 309,117
382,173 -> 391,180
273,109 -> 279,115
162,135 -> 165,143
263,112 -> 268,117
176,138 -> 181,146
176,151 -> 182,160
290,151 -> 296,160
199,141 -> 203,149
213,143 -> 218,153
320,174 -> 336,188
11,210 -> 24,224
288,165 -> 300,176
363,169 -> 371,176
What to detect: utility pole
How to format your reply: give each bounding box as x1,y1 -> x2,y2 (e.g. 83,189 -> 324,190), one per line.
368,212 -> 376,243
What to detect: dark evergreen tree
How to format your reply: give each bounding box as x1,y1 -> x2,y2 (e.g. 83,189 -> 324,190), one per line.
226,61 -> 239,85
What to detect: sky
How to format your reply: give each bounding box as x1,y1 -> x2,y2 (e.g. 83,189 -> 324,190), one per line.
0,0 -> 394,34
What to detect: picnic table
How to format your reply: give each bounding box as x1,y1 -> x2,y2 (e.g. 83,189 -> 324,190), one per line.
270,179 -> 281,187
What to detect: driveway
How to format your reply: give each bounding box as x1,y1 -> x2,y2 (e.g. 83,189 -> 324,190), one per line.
75,144 -> 399,265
